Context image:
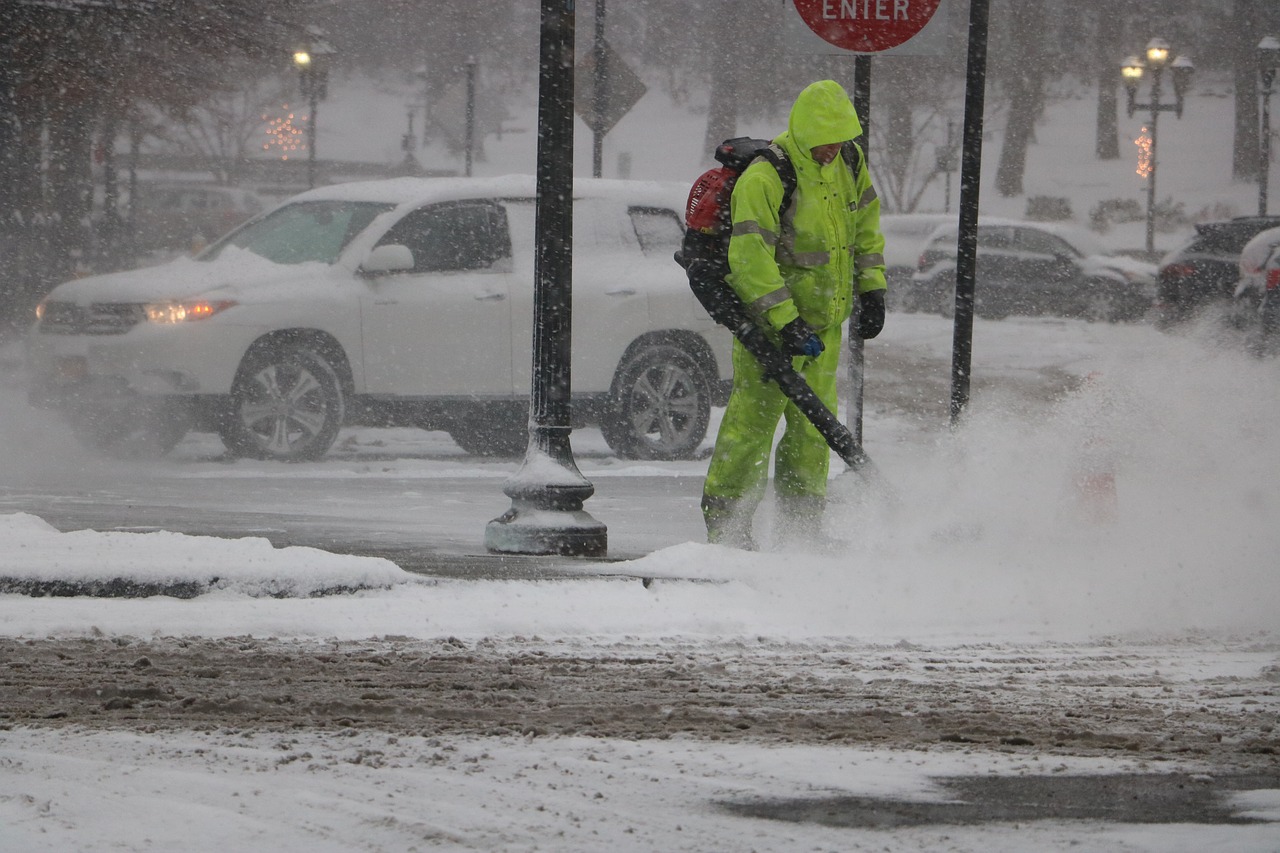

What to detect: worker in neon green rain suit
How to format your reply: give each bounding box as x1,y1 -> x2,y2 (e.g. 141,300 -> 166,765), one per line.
702,80 -> 886,550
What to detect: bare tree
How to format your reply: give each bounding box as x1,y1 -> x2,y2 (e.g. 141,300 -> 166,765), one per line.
871,57 -> 961,213
1232,0 -> 1263,182
150,71 -> 294,186
0,0 -> 304,327
993,1 -> 1049,198
1092,0 -> 1123,160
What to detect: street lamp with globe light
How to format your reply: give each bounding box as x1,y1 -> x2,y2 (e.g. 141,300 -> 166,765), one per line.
292,26 -> 334,189
1121,38 -> 1194,256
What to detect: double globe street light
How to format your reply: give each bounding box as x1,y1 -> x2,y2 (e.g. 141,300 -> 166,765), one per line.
292,26 -> 335,189
1121,38 -> 1194,256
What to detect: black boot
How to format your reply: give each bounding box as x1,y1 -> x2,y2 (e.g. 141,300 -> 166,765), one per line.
702,494 -> 758,551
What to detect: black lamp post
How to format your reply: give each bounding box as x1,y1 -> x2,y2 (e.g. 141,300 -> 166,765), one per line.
293,26 -> 334,189
1258,36 -> 1280,216
485,0 -> 607,557
463,56 -> 477,177
1122,38 -> 1194,256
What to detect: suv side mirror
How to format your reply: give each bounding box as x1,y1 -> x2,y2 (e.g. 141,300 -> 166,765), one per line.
362,244 -> 414,275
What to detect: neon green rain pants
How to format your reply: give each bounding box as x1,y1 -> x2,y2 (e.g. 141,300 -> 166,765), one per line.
701,321 -> 843,523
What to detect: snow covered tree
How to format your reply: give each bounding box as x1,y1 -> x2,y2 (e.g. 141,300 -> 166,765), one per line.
0,0 -> 304,329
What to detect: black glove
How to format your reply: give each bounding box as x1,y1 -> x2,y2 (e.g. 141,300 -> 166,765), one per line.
857,289 -> 886,340
778,318 -> 824,357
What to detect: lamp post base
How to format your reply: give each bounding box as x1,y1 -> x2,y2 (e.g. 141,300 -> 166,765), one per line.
485,502 -> 608,557
484,430 -> 607,557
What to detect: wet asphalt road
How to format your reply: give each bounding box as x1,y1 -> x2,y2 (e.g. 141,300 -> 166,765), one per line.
0,459 -> 708,576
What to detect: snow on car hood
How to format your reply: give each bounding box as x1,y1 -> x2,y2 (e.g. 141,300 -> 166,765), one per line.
42,247 -> 334,304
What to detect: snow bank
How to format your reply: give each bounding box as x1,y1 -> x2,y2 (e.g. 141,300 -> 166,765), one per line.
0,513 -> 412,598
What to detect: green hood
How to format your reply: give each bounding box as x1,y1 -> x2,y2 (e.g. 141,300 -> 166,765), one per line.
787,80 -> 863,157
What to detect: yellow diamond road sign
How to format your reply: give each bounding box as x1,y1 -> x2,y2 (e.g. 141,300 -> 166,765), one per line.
575,40 -> 647,136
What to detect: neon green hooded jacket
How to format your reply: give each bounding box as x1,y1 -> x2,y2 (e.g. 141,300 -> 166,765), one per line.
726,80 -> 886,333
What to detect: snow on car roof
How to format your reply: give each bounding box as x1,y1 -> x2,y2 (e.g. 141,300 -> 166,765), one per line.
287,175 -> 687,211
923,217 -> 1110,256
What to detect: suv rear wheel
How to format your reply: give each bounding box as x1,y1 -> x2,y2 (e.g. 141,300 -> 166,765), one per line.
601,342 -> 711,460
219,345 -> 345,461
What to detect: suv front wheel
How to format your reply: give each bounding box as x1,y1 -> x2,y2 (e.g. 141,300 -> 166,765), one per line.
219,345 -> 346,461
601,342 -> 711,461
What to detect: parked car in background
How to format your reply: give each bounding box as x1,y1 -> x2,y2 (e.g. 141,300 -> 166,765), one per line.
130,183 -> 268,255
1229,225 -> 1280,357
1156,215 -> 1280,328
879,213 -> 955,299
905,218 -> 1157,322
28,176 -> 732,461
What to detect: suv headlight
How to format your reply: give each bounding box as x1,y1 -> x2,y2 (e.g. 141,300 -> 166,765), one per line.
143,300 -> 237,323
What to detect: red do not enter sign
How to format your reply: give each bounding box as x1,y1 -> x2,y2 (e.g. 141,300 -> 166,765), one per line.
793,0 -> 943,53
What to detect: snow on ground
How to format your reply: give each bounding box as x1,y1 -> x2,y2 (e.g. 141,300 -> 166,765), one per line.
5,728 -> 1280,853
2,314 -> 1276,646
2,67 -> 1280,853
2,313 -> 1279,852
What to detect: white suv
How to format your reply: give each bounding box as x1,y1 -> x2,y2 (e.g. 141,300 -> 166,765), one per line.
27,176 -> 732,461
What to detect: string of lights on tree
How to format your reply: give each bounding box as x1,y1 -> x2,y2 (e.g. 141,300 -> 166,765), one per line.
262,104 -> 309,160
1135,126 -> 1152,179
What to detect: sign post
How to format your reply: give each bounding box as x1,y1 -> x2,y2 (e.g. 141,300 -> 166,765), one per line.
789,0 -> 988,429
574,37 -> 646,177
787,0 -> 944,453
948,0 -> 990,428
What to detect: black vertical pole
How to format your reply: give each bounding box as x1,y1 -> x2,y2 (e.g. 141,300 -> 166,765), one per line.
464,57 -> 477,177
848,54 -> 871,452
591,0 -> 606,178
306,77 -> 318,189
1263,88 -> 1273,216
1145,69 -> 1162,256
949,0 -> 990,427
486,0 -> 607,557
852,55 -> 871,147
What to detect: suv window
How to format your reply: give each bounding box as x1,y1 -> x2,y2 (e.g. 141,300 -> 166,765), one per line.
629,206 -> 682,255
379,201 -> 511,272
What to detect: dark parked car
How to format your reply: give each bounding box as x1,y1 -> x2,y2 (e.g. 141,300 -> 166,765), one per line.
1156,215 -> 1280,327
879,213 -> 955,298
907,218 -> 1156,322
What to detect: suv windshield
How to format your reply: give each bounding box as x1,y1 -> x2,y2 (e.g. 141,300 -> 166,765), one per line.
200,200 -> 395,264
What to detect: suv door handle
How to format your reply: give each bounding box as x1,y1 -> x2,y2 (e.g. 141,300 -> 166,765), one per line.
475,292 -> 506,301
606,287 -> 637,296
